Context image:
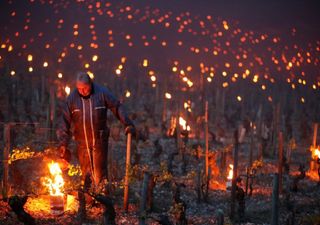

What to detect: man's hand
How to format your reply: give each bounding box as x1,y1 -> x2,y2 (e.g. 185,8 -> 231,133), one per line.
125,125 -> 136,136
59,145 -> 71,163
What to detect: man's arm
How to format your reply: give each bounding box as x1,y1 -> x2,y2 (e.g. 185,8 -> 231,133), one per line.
102,87 -> 134,128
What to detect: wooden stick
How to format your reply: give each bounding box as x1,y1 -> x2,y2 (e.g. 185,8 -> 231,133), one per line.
278,132 -> 283,194
271,173 -> 279,225
162,96 -> 167,123
312,123 -> 318,147
123,132 -> 132,211
205,101 -> 209,181
230,130 -> 239,220
139,172 -> 150,225
196,165 -> 202,203
3,123 -> 10,199
246,125 -> 254,193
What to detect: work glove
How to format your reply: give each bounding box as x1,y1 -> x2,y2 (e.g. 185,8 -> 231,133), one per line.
125,125 -> 136,137
59,145 -> 71,163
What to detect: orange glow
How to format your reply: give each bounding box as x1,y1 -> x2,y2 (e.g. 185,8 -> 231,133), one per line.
143,59 -> 148,67
227,164 -> 233,180
125,90 -> 131,98
27,54 -> 33,62
179,117 -> 190,131
165,92 -> 172,99
65,86 -> 71,96
43,161 -> 64,196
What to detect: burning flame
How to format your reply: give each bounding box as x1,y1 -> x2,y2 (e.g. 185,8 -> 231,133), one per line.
43,161 -> 64,196
313,147 -> 320,159
227,164 -> 234,180
65,86 -> 71,96
179,116 -> 190,131
310,146 -> 320,160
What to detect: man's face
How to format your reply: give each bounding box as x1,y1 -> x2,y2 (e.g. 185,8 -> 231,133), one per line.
76,81 -> 92,97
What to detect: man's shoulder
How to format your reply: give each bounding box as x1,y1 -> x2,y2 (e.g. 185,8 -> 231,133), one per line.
93,83 -> 111,94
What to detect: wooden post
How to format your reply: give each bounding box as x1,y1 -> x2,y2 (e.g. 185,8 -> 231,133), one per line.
221,89 -> 225,119
230,130 -> 239,220
271,173 -> 279,225
196,165 -> 202,203
310,123 -> 318,171
278,132 -> 283,194
216,209 -> 224,225
312,123 -> 318,147
162,96 -> 167,123
273,104 -> 280,157
3,123 -> 11,199
139,172 -> 150,225
123,133 -> 132,211
50,86 -> 56,143
205,101 -> 209,181
246,127 -> 254,194
176,103 -> 182,155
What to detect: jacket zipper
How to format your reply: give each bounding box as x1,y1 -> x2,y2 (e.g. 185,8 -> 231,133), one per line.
82,98 -> 96,184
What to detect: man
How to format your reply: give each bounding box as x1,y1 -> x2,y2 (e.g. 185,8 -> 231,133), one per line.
56,72 -> 135,217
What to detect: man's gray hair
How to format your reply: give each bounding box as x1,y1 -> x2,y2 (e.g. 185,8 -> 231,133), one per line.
76,72 -> 92,84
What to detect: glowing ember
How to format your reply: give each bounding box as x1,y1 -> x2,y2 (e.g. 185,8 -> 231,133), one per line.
43,161 -> 64,196
165,92 -> 172,99
314,148 -> 320,159
227,164 -> 234,180
310,146 -> 320,160
226,164 -> 234,189
65,86 -> 71,96
179,116 -> 190,131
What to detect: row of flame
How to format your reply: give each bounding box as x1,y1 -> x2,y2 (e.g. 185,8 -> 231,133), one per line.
43,147 -> 319,197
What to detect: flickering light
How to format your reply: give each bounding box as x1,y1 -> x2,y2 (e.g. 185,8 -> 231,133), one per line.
150,75 -> 156,82
115,69 -> 121,75
43,62 -> 48,67
65,86 -> 71,96
27,54 -> 33,62
301,97 -> 305,103
28,67 -> 33,72
92,55 -> 98,62
143,59 -> 148,67
125,90 -> 131,98
207,77 -> 212,82
165,92 -> 172,99
187,80 -> 193,87
58,72 -> 63,78
87,71 -> 94,79
84,63 -> 90,68
237,96 -> 242,101
10,70 -> 16,76
172,66 -> 178,72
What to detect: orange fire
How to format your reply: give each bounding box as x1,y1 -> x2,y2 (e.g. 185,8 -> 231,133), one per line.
179,116 -> 190,131
43,161 -> 64,196
227,164 -> 234,180
311,147 -> 320,160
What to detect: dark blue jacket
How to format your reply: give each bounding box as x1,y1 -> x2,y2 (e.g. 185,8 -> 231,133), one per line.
56,83 -> 133,147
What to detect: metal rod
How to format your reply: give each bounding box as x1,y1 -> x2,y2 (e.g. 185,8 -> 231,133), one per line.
123,132 -> 132,211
